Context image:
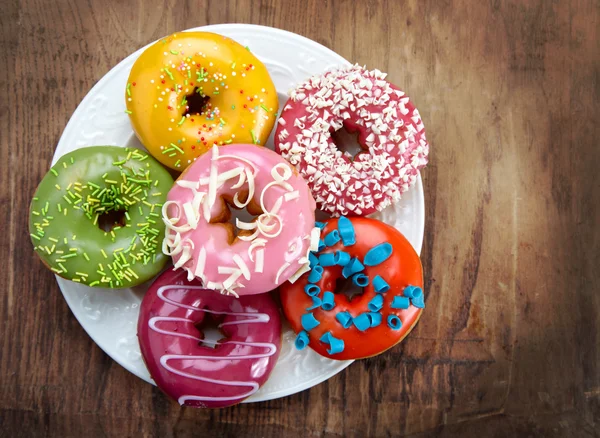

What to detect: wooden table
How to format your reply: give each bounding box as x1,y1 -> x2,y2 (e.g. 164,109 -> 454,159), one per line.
2,0 -> 598,436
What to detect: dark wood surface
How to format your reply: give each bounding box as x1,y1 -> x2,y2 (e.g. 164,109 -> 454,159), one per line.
1,0 -> 599,436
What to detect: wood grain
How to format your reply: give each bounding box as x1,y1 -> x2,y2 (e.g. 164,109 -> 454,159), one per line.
1,0 -> 599,436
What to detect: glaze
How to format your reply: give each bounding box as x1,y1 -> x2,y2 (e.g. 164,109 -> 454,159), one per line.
138,269 -> 281,408
275,64 -> 429,216
127,32 -> 278,171
162,144 -> 317,296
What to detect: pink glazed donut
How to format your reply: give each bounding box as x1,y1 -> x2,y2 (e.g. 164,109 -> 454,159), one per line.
138,269 -> 282,408
275,64 -> 430,216
162,144 -> 318,297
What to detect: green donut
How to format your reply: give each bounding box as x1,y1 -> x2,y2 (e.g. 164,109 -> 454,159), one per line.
29,146 -> 174,288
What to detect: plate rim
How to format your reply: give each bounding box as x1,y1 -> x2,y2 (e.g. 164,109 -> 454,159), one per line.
53,23 -> 425,403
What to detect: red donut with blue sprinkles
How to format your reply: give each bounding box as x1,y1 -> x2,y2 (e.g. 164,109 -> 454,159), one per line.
279,216 -> 425,360
275,64 -> 429,217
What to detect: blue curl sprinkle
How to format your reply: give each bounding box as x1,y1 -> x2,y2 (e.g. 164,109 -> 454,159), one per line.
368,312 -> 382,328
315,221 -> 327,229
352,273 -> 369,287
319,253 -> 336,267
363,242 -> 393,266
373,275 -> 390,293
318,239 -> 326,251
411,296 -> 425,309
295,330 -> 309,350
403,285 -> 423,299
335,311 -> 353,328
353,313 -> 371,332
324,229 -> 341,247
387,315 -> 402,330
391,296 -> 410,309
368,294 -> 384,312
306,296 -> 322,311
337,216 -> 356,246
327,336 -> 345,355
319,332 -> 332,344
321,291 -> 335,311
308,252 -> 319,268
301,313 -> 320,331
334,251 -> 351,266
304,284 -> 321,297
307,265 -> 324,283
342,257 -> 365,278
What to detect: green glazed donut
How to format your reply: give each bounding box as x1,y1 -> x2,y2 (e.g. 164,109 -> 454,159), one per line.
29,146 -> 174,288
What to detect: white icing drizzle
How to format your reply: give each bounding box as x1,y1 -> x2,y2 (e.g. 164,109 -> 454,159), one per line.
150,285 -> 276,404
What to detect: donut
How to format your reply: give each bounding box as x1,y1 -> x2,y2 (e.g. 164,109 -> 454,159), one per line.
29,146 -> 174,288
137,268 -> 281,408
162,144 -> 318,297
275,64 -> 429,216
279,216 -> 424,360
126,31 -> 278,171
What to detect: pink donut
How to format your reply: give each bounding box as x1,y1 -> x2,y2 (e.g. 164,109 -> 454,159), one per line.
162,144 -> 318,296
137,269 -> 282,408
275,64 -> 430,216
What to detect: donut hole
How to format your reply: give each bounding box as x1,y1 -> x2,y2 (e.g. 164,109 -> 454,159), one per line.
183,88 -> 211,117
97,209 -> 128,232
330,123 -> 367,161
333,276 -> 365,302
194,313 -> 229,349
211,194 -> 266,244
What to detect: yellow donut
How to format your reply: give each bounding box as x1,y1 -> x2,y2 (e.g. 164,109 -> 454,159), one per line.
126,32 -> 278,171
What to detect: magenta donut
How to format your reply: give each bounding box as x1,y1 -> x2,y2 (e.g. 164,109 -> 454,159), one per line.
162,144 -> 318,296
137,269 -> 282,408
275,64 -> 429,216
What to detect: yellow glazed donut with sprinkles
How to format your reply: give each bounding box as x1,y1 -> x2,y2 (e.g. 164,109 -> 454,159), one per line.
126,32 -> 278,171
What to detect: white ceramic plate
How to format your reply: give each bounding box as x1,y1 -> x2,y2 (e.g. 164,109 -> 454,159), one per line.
52,24 -> 425,402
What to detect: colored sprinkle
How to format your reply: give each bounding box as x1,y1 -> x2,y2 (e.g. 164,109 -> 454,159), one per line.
126,83 -> 131,96
295,331 -> 309,350
353,313 -> 371,332
307,265 -> 324,283
335,311 -> 353,329
30,233 -> 41,241
164,68 -> 174,80
50,168 -> 58,176
391,296 -> 410,309
169,143 -> 184,154
231,62 -> 236,69
334,251 -> 351,266
308,252 -> 319,268
387,315 -> 402,330
301,313 -> 320,331
341,257 -> 364,278
174,160 -> 181,168
337,216 -> 356,246
100,249 -> 108,259
83,252 -> 90,261
352,273 -> 369,287
321,291 -> 335,311
170,49 -> 179,55
364,242 -> 393,266
124,110 -> 132,114
324,230 -> 341,247
260,104 -> 270,112
373,275 -> 390,293
368,312 -> 382,328
250,129 -> 258,144
403,285 -> 423,299
304,284 -> 321,297
318,253 -> 336,267
315,221 -> 326,229
306,296 -> 322,311
55,184 -> 61,190
368,294 -> 384,312
89,281 -> 100,287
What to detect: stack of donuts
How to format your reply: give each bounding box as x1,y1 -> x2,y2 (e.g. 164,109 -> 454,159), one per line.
29,31 -> 430,409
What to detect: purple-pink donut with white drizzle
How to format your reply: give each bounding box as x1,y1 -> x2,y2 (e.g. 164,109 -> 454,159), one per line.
162,144 -> 319,297
275,64 -> 430,217
138,269 -> 281,408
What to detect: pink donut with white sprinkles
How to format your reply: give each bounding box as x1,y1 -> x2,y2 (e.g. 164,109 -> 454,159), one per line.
275,64 -> 429,216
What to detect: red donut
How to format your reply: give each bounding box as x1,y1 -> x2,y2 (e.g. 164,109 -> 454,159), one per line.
137,269 -> 281,408
275,64 -> 429,216
279,217 -> 424,360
